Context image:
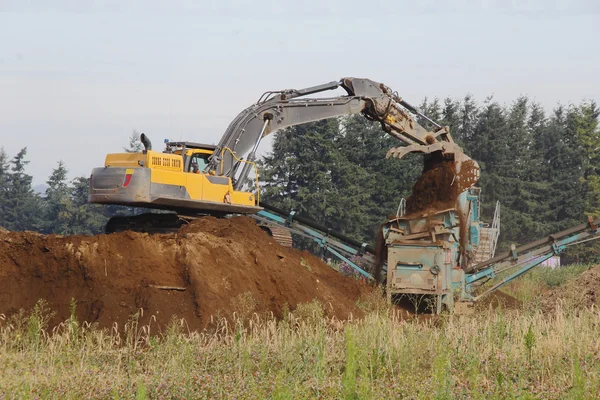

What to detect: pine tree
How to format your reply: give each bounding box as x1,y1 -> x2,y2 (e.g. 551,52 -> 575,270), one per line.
459,94 -> 478,147
469,99 -> 514,247
260,119 -> 344,219
43,161 -> 74,234
259,116 -> 423,247
441,98 -> 462,142
69,176 -> 107,235
2,148 -> 42,231
0,147 -> 10,228
124,130 -> 144,153
574,101 -> 600,217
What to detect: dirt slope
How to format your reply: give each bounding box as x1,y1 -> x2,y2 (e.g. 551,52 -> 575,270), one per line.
0,217 -> 366,331
540,266 -> 600,312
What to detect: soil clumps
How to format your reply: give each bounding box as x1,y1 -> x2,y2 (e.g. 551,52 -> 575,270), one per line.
0,217 -> 367,331
476,290 -> 522,310
540,266 -> 600,312
405,156 -> 460,216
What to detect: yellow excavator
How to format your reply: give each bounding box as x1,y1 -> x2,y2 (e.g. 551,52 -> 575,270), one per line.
89,77 -> 480,232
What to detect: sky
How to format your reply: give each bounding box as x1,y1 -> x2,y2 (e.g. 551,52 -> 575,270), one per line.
0,0 -> 598,185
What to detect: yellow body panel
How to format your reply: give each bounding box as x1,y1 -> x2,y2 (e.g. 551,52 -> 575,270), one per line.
105,152 -> 145,168
149,168 -> 188,188
102,149 -> 256,207
147,152 -> 183,172
231,190 -> 256,206
105,150 -> 184,172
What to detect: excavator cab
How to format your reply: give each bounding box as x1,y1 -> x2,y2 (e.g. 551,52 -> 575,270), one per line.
188,152 -> 210,173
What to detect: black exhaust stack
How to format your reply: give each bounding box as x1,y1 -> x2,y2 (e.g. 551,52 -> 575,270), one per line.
140,133 -> 152,152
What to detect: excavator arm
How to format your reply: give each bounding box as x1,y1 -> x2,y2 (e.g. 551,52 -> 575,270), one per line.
208,77 -> 478,191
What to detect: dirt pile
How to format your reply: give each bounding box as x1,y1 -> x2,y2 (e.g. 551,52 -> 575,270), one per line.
405,157 -> 460,216
476,291 -> 522,310
540,267 -> 600,312
0,217 -> 367,331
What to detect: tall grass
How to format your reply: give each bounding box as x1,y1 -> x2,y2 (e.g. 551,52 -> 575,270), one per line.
0,266 -> 596,398
501,263 -> 591,302
1,297 -> 599,398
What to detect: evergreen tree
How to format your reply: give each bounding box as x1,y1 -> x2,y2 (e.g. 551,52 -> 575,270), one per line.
560,101 -> 600,263
2,148 -> 42,231
461,99 -> 515,247
417,97 -> 442,130
441,98 -> 462,141
503,97 -> 546,241
43,161 -> 74,234
260,119 -> 345,220
531,105 -> 584,233
260,116 -> 422,246
339,115 -> 421,237
459,94 -> 478,146
124,130 -> 144,153
0,148 -> 10,228
574,101 -> 600,217
69,176 -> 107,235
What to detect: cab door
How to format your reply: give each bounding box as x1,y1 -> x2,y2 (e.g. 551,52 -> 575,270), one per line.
185,152 -> 210,200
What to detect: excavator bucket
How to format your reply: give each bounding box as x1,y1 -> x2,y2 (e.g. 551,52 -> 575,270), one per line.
386,142 -> 480,193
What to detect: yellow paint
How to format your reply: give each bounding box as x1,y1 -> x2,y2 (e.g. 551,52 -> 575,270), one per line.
148,169 -> 254,206
184,172 -> 204,199
105,152 -> 144,168
149,168 -> 186,185
103,148 -> 256,208
184,149 -> 213,156
146,151 -> 183,172
231,190 -> 255,206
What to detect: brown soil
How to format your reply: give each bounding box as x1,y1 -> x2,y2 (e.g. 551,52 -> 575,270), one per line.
540,267 -> 600,312
0,217 -> 368,331
476,290 -> 522,310
405,156 -> 460,216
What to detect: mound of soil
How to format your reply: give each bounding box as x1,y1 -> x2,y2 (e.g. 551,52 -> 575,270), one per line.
476,290 -> 522,310
0,217 -> 367,331
540,267 -> 600,312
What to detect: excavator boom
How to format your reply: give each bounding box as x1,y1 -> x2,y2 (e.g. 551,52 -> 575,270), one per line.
208,77 -> 479,190
89,77 -> 480,234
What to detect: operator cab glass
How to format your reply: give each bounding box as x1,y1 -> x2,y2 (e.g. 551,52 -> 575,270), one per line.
188,152 -> 210,173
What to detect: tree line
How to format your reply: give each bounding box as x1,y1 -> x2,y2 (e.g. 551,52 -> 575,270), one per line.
259,96 -> 600,263
1,98 -> 598,263
0,134 -> 143,235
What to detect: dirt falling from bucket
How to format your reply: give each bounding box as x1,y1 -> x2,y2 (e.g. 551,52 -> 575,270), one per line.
405,155 -> 461,216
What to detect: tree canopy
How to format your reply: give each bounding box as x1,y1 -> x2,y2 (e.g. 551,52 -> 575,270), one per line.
1,96 -> 598,263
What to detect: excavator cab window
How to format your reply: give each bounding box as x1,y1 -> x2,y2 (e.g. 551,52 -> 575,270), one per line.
188,152 -> 210,174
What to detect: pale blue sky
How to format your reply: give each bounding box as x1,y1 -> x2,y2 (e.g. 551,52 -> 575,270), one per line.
0,0 -> 598,185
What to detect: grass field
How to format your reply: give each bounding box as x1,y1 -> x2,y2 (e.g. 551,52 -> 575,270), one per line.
1,265 -> 598,399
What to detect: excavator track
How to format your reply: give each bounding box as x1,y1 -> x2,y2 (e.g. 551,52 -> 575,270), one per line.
105,213 -> 293,247
105,213 -> 185,234
258,225 -> 293,248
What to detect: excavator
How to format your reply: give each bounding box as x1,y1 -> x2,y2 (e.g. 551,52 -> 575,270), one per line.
89,77 -> 600,313
89,77 -> 479,233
